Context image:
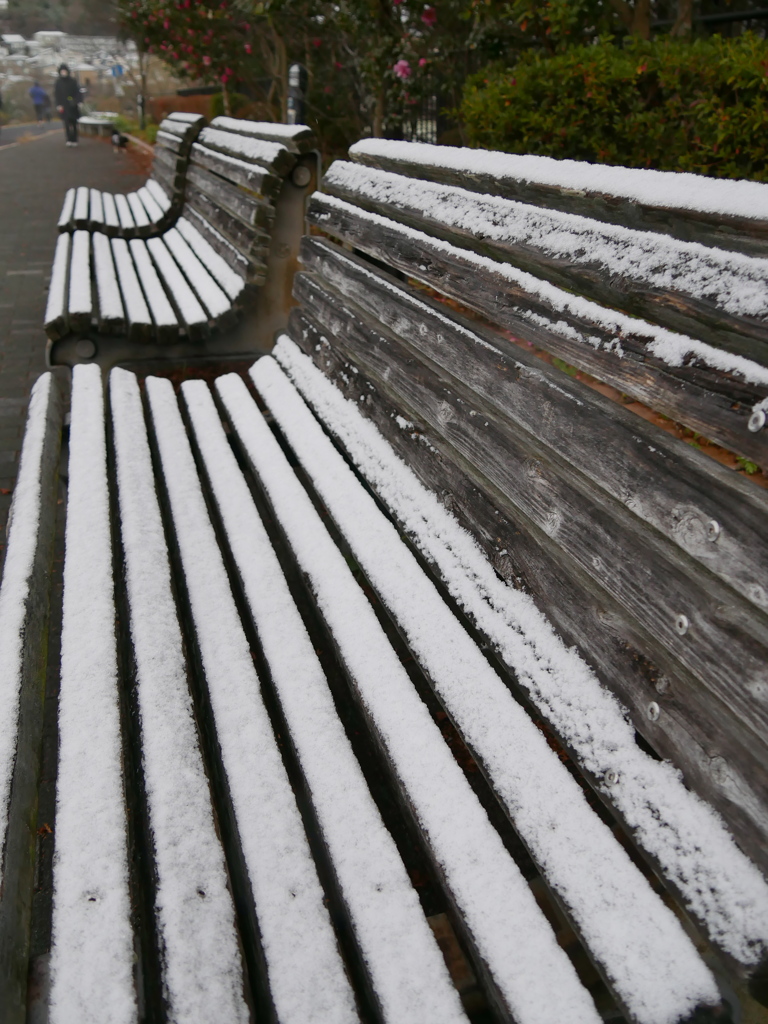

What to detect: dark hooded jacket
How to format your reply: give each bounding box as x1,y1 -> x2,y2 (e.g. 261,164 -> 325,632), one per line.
54,69 -> 79,119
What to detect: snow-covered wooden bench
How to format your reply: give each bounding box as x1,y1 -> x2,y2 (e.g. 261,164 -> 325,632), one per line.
4,140 -> 768,1023
45,117 -> 318,367
57,112 -> 206,238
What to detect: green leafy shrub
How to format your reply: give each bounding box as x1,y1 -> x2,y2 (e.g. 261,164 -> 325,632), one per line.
460,34 -> 768,180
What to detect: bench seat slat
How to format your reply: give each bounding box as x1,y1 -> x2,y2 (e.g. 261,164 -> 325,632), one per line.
300,238 -> 768,618
145,177 -> 171,212
49,364 -> 136,1024
275,333 -> 768,972
72,186 -> 90,228
183,202 -> 266,285
136,185 -> 164,226
325,161 -> 768,360
308,192 -> 768,468
184,379 -> 469,1024
144,376 -> 360,1024
145,236 -> 208,336
218,370 -> 605,1024
101,191 -> 120,231
110,239 -> 152,339
88,189 -> 104,230
44,233 -> 70,340
248,355 -> 723,1024
114,194 -> 136,232
110,370 -> 250,1022
128,239 -> 178,339
57,187 -> 76,231
161,228 -> 231,319
176,217 -> 246,301
92,233 -> 125,332
126,191 -> 151,230
67,230 -> 92,332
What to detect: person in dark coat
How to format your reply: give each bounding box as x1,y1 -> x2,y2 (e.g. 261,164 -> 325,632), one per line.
54,65 -> 80,146
29,82 -> 50,123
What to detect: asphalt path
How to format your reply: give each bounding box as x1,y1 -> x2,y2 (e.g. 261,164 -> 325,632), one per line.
0,120 -> 63,148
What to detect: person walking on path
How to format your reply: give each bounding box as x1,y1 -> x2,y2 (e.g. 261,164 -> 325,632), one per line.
54,65 -> 80,147
29,82 -> 50,124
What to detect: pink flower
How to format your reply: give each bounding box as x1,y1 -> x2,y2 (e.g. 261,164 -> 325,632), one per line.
421,5 -> 437,25
334,60 -> 343,69
203,54 -> 211,65
163,19 -> 169,28
393,59 -> 412,80
393,0 -> 403,5
419,57 -> 427,67
244,42 -> 252,53
312,37 -> 322,47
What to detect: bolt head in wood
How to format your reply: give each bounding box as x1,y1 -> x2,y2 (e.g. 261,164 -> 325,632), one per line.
291,164 -> 312,188
647,702 -> 660,722
748,408 -> 766,433
675,614 -> 689,636
604,769 -> 620,787
706,520 -> 720,542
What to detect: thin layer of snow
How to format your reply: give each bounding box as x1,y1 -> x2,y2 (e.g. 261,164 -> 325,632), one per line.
198,126 -> 288,170
162,227 -> 231,319
136,185 -> 164,225
114,193 -> 135,231
110,369 -> 249,1023
191,142 -> 276,190
176,217 -> 245,301
158,119 -> 189,140
111,239 -> 150,328
146,178 -> 171,212
93,233 -> 124,324
44,233 -> 69,328
183,206 -> 251,276
222,367 -> 605,1024
144,376 -> 358,1024
129,239 -> 177,328
211,116 -> 311,140
127,191 -> 150,229
0,375 -> 55,883
156,128 -> 184,151
73,185 -> 89,223
312,192 -> 768,388
327,161 -> 768,320
57,188 -> 75,229
146,236 -> 207,327
49,364 -> 136,1024
102,191 -> 120,229
185,378 -> 467,1024
275,334 -> 768,968
255,352 -> 722,1024
166,111 -> 204,125
88,188 -> 104,226
350,139 -> 768,223
68,230 -> 92,318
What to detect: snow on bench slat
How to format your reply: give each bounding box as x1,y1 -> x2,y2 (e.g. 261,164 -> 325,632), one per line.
210,117 -> 311,140
146,236 -> 207,328
198,126 -> 288,169
73,185 -> 89,224
102,191 -> 120,230
144,375 -> 359,1024
184,206 -> 252,278
275,335 -> 768,969
166,111 -> 204,125
350,139 -> 768,223
185,378 -> 468,1024
93,233 -> 124,327
176,217 -> 245,301
114,193 -> 136,231
162,227 -> 231,319
220,370 -> 602,1024
157,119 -> 189,139
129,239 -> 177,329
49,364 -> 136,1024
312,192 -> 768,389
127,191 -> 150,229
68,231 -> 92,320
57,187 -> 75,229
146,178 -> 171,212
44,233 -> 70,331
88,188 -> 104,228
253,352 -> 722,1024
0,374 -> 56,881
327,161 -> 768,321
110,369 -> 249,1023
111,239 -> 151,329
136,185 -> 164,225
155,129 -> 185,151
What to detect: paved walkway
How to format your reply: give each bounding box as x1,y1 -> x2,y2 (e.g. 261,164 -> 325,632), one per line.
0,129 -> 147,549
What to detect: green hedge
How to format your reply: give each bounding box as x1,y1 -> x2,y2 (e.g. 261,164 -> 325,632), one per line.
460,34 -> 768,180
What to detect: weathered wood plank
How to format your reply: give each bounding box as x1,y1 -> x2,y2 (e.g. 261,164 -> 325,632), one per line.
209,117 -> 316,154
186,164 -> 275,231
190,143 -> 282,199
300,238 -> 768,617
181,206 -> 263,285
324,163 -> 768,362
197,126 -> 296,177
291,273 -> 768,761
185,189 -> 270,265
307,195 -> 768,466
349,144 -> 768,260
287,306 -> 768,883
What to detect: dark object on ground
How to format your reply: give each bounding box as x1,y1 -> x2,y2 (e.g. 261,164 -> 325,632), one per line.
111,131 -> 128,150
